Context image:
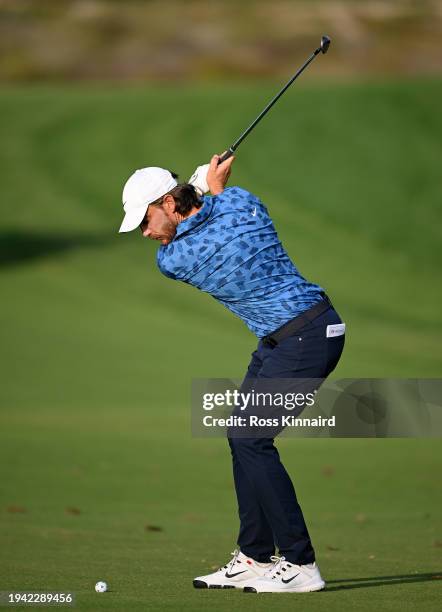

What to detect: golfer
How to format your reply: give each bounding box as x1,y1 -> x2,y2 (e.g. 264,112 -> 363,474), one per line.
119,154 -> 345,593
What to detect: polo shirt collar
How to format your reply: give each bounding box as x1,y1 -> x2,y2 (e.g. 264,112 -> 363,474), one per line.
174,196 -> 213,239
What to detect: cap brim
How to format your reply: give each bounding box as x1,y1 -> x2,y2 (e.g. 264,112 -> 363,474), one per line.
118,206 -> 148,233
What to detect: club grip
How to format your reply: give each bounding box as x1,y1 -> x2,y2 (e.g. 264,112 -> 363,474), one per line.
217,148 -> 234,164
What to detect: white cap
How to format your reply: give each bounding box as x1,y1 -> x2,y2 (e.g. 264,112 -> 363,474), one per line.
119,167 -> 178,233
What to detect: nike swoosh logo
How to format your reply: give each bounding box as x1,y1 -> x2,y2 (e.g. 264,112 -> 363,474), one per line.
225,570 -> 247,578
251,207 -> 257,216
281,573 -> 300,584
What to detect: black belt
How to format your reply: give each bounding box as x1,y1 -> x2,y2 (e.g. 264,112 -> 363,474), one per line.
262,293 -> 333,348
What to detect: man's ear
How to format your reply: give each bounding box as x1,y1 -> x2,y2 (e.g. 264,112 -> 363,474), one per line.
162,194 -> 176,214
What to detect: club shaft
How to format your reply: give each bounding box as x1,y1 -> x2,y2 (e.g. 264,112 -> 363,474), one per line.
219,46 -> 322,163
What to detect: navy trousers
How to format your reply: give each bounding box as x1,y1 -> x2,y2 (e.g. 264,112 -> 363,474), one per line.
228,306 -> 345,564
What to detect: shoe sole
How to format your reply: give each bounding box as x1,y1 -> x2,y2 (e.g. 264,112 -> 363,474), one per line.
244,581 -> 326,594
193,580 -> 237,589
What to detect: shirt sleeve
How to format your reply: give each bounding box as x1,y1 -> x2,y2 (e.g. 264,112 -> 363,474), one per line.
210,186 -> 260,214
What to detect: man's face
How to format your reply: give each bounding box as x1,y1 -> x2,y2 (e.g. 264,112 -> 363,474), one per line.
140,201 -> 177,246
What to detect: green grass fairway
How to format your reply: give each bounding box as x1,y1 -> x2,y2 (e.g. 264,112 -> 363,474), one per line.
1,80 -> 441,611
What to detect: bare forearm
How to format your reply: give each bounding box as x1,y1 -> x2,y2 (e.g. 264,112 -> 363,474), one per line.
207,153 -> 235,195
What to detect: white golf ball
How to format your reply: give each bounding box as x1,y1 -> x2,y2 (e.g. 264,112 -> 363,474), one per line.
95,581 -> 108,593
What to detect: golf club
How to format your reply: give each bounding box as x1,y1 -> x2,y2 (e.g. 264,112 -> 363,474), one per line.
218,35 -> 331,164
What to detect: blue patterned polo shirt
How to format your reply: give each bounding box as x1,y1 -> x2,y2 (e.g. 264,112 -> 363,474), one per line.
156,186 -> 324,337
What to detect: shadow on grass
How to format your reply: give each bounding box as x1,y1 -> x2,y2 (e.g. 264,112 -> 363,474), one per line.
0,229 -> 109,268
325,571 -> 442,592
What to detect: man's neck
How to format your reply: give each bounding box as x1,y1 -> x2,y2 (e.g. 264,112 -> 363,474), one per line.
183,205 -> 202,220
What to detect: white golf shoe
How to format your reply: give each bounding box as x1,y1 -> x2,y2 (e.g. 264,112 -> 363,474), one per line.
243,555 -> 325,593
193,549 -> 274,589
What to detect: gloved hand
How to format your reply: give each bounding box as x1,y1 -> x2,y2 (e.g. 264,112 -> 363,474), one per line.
188,163 -> 210,196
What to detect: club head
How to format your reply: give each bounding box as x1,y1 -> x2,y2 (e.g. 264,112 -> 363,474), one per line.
320,35 -> 331,54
